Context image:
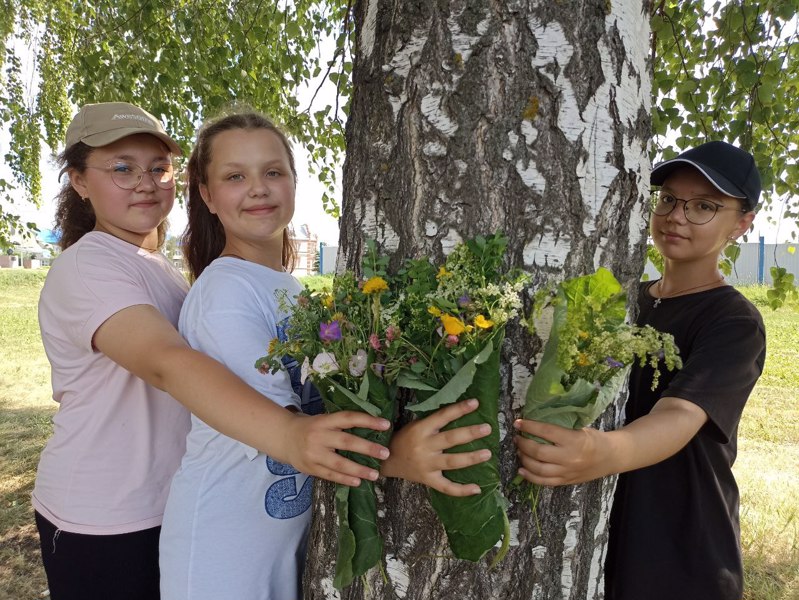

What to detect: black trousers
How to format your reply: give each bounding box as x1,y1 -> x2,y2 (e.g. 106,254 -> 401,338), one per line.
35,510 -> 161,600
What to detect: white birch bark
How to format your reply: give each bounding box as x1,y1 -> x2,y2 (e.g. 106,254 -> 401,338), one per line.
304,1 -> 652,598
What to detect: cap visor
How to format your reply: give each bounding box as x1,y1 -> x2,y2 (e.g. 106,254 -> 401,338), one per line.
651,158 -> 746,200
81,128 -> 183,156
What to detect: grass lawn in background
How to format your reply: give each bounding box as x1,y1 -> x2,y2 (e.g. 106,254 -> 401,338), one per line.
0,270 -> 796,599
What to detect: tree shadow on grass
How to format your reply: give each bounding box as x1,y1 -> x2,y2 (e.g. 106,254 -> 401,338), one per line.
0,404 -> 54,599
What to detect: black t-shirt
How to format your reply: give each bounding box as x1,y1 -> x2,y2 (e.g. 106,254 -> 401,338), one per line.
605,282 -> 766,600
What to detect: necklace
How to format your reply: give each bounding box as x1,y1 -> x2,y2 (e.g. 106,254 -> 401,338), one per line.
652,276 -> 725,308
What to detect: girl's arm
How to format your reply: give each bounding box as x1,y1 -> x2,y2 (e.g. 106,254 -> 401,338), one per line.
381,399 -> 492,497
93,304 -> 390,487
513,396 -> 708,486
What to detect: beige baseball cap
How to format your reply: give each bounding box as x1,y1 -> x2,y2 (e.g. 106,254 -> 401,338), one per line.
65,102 -> 183,155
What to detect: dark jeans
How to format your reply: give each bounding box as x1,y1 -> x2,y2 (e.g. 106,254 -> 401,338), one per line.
35,510 -> 161,600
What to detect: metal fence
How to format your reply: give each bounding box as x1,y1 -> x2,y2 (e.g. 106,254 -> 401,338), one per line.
643,238 -> 798,285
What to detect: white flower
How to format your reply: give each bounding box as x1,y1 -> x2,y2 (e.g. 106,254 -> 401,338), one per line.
312,352 -> 339,376
348,349 -> 368,377
300,356 -> 310,383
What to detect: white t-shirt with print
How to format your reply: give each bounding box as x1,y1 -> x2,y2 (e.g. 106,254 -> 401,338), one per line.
160,257 -> 311,600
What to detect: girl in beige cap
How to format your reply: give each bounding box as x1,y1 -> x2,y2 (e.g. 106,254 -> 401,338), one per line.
34,102 -> 393,600
34,102 -> 490,599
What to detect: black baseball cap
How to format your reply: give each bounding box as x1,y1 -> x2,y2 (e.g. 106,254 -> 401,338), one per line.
650,141 -> 761,210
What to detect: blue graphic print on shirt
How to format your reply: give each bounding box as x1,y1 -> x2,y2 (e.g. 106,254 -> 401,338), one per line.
264,456 -> 312,519
277,316 -> 324,416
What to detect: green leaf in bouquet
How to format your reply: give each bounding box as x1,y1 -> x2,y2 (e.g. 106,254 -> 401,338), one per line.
408,330 -> 510,564
324,376 -> 381,417
524,368 -> 629,431
319,366 -> 397,589
406,337 -> 497,414
560,266 -> 627,326
395,371 -> 438,391
332,485 -> 357,589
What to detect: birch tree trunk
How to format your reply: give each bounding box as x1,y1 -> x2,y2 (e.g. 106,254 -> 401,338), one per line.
304,1 -> 652,598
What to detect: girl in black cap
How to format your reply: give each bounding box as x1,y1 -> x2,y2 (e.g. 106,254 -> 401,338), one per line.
514,141 -> 766,600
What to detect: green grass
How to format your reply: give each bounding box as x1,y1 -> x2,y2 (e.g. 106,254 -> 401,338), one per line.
733,288 -> 799,600
0,273 -> 797,599
0,269 -> 53,600
299,273 -> 333,292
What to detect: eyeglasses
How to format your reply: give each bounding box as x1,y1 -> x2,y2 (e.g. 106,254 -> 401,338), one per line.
86,162 -> 176,190
650,192 -> 747,225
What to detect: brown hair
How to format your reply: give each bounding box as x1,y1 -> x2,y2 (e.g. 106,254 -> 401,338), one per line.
54,142 -> 168,250
182,111 -> 298,281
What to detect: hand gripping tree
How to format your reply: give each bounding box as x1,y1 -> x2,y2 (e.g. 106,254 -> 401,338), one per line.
302,2 -> 651,598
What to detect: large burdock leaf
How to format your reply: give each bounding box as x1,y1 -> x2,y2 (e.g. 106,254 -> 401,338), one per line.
404,329 -> 510,563
317,365 -> 397,589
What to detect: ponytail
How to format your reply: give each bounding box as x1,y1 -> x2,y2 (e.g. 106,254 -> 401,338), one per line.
182,110 -> 298,281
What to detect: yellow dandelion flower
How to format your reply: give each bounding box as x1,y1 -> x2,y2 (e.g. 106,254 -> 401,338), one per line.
441,313 -> 467,336
362,276 -> 388,294
331,312 -> 346,323
322,294 -> 335,309
578,330 -> 589,339
267,338 -> 279,354
473,314 -> 495,329
436,266 -> 451,279
428,306 -> 442,317
577,352 -> 590,367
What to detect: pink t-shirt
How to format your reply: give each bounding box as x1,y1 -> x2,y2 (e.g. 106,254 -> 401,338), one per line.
33,231 -> 191,535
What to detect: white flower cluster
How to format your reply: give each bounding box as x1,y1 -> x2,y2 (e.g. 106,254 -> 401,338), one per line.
480,280 -> 526,324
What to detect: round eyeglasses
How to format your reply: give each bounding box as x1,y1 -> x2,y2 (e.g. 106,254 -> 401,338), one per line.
650,192 -> 747,225
86,162 -> 176,190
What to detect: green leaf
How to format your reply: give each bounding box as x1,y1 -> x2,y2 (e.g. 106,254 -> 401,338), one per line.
323,377 -> 382,417
319,369 -> 397,589
406,336 -> 497,413
409,329 -> 508,562
396,372 -> 439,391
332,485 -> 356,589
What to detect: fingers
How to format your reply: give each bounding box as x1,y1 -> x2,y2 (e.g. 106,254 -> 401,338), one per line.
314,452 -> 380,487
332,429 -> 391,462
287,413 -> 392,487
433,422 -> 492,452
516,467 -> 565,487
327,411 -> 391,432
515,445 -> 574,486
513,433 -> 558,463
421,398 -> 480,431
425,473 -> 482,497
438,448 -> 492,471
513,418 -> 563,444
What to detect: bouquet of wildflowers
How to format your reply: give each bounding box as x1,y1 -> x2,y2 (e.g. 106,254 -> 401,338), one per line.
392,233 -> 529,564
520,267 -> 682,450
256,242 -> 404,589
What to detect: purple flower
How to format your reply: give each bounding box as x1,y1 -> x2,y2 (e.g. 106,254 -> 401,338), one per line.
319,320 -> 342,343
605,357 -> 624,368
371,363 -> 385,378
457,294 -> 471,307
